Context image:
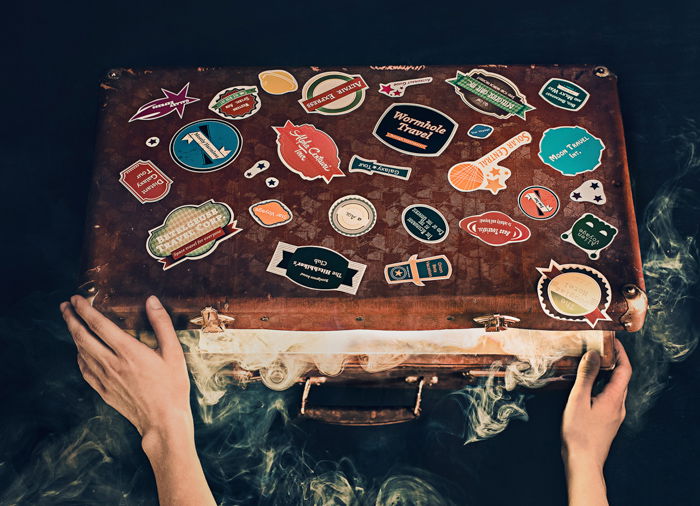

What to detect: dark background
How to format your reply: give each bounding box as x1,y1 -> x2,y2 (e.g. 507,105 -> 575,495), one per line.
1,1 -> 699,505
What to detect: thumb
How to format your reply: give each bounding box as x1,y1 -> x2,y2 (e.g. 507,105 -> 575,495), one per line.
570,350 -> 601,402
145,296 -> 182,360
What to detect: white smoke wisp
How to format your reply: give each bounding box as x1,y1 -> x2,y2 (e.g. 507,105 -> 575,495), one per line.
623,127 -> 700,430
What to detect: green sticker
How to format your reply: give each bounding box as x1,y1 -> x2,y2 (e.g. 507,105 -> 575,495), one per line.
538,78 -> 589,111
561,213 -> 618,260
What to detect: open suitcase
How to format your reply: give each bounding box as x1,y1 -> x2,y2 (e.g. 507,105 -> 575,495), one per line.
79,64 -> 647,425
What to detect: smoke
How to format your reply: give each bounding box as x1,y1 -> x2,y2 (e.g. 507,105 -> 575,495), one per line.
623,126 -> 700,430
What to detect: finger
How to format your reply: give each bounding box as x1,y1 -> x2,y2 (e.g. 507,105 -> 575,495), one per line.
77,354 -> 107,395
145,296 -> 182,360
597,338 -> 633,404
70,295 -> 135,355
569,350 -> 601,404
62,302 -> 114,363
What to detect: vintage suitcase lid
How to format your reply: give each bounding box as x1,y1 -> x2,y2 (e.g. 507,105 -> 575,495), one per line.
80,64 -> 646,332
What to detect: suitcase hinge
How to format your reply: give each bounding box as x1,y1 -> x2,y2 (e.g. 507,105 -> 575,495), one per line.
473,314 -> 520,332
190,306 -> 235,333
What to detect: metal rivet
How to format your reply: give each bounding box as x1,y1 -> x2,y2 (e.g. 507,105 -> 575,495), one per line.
260,316 -> 269,322
446,315 -> 455,321
107,69 -> 122,80
355,316 -> 364,321
594,66 -> 610,77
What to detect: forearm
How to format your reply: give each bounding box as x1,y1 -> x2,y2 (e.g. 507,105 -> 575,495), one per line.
142,419 -> 216,506
564,453 -> 608,506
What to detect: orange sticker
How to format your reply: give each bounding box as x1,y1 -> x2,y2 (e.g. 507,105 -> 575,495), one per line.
248,200 -> 293,228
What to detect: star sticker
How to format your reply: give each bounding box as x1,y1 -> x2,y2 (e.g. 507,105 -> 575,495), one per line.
162,83 -> 200,118
572,192 -> 582,200
489,167 -> 501,177
379,84 -> 394,95
129,82 -> 200,122
146,137 -> 160,147
266,177 -> 279,188
590,182 -> 599,189
484,177 -> 506,195
594,195 -> 603,202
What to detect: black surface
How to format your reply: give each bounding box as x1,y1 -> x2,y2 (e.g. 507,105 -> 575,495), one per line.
1,1 -> 699,505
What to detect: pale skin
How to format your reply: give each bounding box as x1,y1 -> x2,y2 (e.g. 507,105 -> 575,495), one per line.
61,295 -> 632,506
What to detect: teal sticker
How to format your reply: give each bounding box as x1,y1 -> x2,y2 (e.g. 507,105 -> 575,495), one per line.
561,213 -> 618,260
467,124 -> 494,139
538,126 -> 605,176
348,155 -> 412,180
539,78 -> 590,111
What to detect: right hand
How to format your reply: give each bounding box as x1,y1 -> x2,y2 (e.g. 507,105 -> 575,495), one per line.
561,338 -> 632,469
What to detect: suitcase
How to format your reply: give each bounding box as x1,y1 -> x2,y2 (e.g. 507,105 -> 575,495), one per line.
79,64 -> 647,425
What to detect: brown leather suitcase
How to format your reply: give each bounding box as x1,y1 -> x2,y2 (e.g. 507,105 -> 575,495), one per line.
80,64 -> 647,425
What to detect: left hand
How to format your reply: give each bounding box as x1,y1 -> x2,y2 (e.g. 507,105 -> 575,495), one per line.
60,295 -> 193,448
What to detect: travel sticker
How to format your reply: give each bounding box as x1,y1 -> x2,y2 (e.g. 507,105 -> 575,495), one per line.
119,160 -> 172,204
249,200 -> 292,228
571,179 -> 606,205
244,160 -> 271,179
273,120 -> 344,183
538,126 -> 605,176
378,77 -> 433,97
258,69 -> 298,95
266,242 -> 367,295
402,205 -> 449,244
208,86 -> 261,120
299,71 -> 368,115
445,69 -> 534,120
459,211 -> 531,246
146,200 -> 241,270
536,260 -> 612,328
539,78 -> 590,111
266,177 -> 279,188
146,136 -> 160,147
518,186 -> 560,220
348,155 -> 412,180
384,254 -> 452,286
129,83 -> 199,122
170,119 -> 242,172
329,195 -> 377,237
448,131 -> 532,195
373,103 -> 457,157
561,213 -> 618,260
467,124 -> 494,139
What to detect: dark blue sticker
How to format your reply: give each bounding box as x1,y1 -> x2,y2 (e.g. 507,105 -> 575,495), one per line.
467,124 -> 494,139
401,205 -> 449,243
170,119 -> 242,172
373,103 -> 457,157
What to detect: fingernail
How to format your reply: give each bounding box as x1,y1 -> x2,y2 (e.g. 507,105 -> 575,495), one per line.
147,295 -> 162,309
70,295 -> 80,306
585,350 -> 601,362
59,302 -> 68,312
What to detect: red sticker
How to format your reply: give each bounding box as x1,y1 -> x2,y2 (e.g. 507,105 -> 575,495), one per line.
459,211 -> 531,246
119,160 -> 172,204
517,185 -> 560,220
273,120 -> 344,183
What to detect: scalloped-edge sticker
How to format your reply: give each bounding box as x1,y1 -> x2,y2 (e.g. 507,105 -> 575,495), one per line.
266,242 -> 367,294
384,254 -> 452,286
146,200 -> 241,270
273,120 -> 344,183
459,211 -> 531,246
299,71 -> 368,115
119,160 -> 172,204
536,260 -> 612,328
448,131 -> 531,195
249,200 -> 293,228
329,195 -> 376,237
538,126 -> 605,176
208,86 -> 261,120
561,213 -> 618,260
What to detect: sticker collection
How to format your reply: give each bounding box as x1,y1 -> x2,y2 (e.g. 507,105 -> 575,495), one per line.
125,67 -> 620,328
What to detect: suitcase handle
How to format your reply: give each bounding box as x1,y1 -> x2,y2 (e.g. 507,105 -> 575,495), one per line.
299,377 -> 425,426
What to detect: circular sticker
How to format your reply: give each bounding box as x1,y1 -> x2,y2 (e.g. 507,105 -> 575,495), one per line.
536,260 -> 612,328
518,186 -> 560,220
146,136 -> 160,147
299,72 -> 368,116
329,195 -> 376,237
208,86 -> 261,120
401,204 -> 449,244
169,119 -> 242,173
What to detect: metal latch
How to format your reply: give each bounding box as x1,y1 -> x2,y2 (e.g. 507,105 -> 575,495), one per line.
473,314 -> 520,332
190,307 -> 235,333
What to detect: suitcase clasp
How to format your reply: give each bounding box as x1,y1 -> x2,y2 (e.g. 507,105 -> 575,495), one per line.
473,314 -> 520,332
190,307 -> 235,333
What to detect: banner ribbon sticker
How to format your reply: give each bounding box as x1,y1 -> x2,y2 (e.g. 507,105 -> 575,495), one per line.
349,155 -> 412,180
300,76 -> 368,112
160,222 -> 240,268
277,250 -> 357,288
210,87 -> 257,110
446,72 -> 534,119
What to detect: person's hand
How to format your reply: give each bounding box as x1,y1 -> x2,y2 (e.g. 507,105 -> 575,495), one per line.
561,338 -> 632,506
60,295 -> 192,451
